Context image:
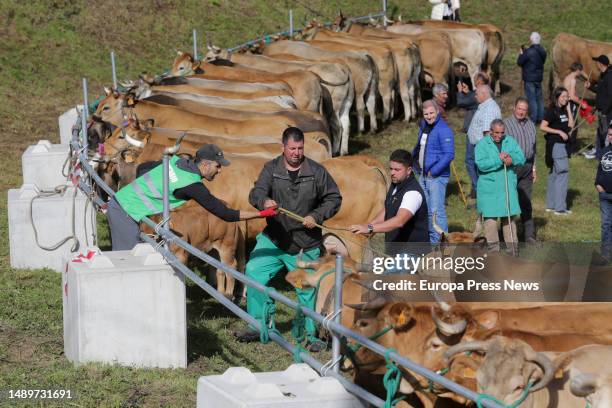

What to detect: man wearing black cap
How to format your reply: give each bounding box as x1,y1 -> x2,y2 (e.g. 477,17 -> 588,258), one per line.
588,55 -> 612,159
106,143 -> 273,251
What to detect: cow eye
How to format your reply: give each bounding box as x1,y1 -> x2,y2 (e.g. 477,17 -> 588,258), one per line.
103,105 -> 109,111
357,320 -> 369,328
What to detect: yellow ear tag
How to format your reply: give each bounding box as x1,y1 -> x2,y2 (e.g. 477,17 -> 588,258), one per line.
124,154 -> 135,163
554,368 -> 564,379
463,367 -> 477,379
295,278 -> 303,290
397,311 -> 408,326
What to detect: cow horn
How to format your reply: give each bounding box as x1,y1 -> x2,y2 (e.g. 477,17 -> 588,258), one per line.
295,249 -> 321,269
431,306 -> 467,336
398,14 -> 402,22
526,349 -> 556,392
346,296 -> 386,311
124,133 -> 145,148
432,211 -> 445,236
384,16 -> 394,25
570,373 -> 598,397
443,340 -> 489,365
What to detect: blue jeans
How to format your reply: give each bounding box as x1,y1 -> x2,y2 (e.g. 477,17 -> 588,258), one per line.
464,139 -> 479,194
419,174 -> 449,243
600,192 -> 612,259
524,81 -> 544,123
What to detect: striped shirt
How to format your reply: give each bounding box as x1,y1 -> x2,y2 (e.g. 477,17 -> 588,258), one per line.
467,98 -> 501,145
504,115 -> 537,162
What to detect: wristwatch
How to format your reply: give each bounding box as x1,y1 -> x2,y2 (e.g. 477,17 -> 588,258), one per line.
367,224 -> 374,234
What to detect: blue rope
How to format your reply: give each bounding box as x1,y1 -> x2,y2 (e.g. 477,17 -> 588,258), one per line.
258,287 -> 280,344
382,348 -> 405,408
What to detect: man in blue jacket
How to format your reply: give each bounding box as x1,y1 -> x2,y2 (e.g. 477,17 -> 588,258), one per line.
517,32 -> 547,123
412,99 -> 455,243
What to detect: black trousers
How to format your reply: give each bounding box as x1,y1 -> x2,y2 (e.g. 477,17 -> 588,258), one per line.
514,162 -> 535,240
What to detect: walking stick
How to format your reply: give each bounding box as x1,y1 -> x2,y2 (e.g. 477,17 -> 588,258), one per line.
451,161 -> 468,206
503,163 -> 517,256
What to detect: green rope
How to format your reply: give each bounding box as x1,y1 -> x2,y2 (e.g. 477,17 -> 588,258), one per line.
293,344 -> 308,363
383,348 -> 405,408
259,288 -> 280,344
347,324 -> 395,353
476,380 -> 534,408
291,305 -> 306,343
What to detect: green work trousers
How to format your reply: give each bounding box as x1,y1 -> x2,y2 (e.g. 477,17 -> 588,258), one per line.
246,233 -> 320,339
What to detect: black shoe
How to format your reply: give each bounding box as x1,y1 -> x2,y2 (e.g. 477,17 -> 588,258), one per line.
233,328 -> 260,343
305,339 -> 327,353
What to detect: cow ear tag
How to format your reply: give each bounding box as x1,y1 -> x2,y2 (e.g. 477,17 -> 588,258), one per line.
295,278 -> 303,290
124,153 -> 135,163
554,368 -> 564,379
397,310 -> 408,326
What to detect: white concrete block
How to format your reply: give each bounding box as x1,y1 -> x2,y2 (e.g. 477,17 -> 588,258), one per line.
8,184 -> 97,272
22,140 -> 70,190
62,244 -> 187,369
197,364 -> 366,408
59,106 -> 82,145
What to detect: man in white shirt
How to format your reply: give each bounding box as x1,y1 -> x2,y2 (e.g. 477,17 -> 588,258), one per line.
350,149 -> 430,273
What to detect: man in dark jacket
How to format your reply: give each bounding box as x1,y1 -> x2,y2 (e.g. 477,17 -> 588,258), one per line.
412,100 -> 454,243
517,32 -> 547,123
588,55 -> 612,159
595,125 -> 612,261
234,127 -> 342,349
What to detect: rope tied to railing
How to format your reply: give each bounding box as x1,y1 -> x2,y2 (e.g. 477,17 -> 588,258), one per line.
476,380 -> 534,408
383,348 -> 406,408
259,287 -> 281,344
291,304 -> 306,343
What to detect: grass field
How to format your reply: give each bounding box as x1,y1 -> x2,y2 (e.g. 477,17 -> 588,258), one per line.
1,1 -> 611,406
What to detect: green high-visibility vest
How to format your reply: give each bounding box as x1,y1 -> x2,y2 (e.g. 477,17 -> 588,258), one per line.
115,156 -> 202,221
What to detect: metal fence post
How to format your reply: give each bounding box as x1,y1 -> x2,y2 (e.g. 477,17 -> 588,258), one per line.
331,254 -> 343,373
382,0 -> 387,26
110,51 -> 117,90
289,9 -> 293,37
81,78 -> 89,152
193,29 -> 198,60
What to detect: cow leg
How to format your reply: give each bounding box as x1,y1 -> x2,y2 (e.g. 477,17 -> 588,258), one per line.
339,82 -> 355,156
218,248 -> 237,299
365,78 -> 378,132
355,90 -> 366,133
399,78 -> 413,122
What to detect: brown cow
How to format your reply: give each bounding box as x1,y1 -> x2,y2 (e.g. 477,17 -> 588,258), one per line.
263,40 -> 379,134
300,26 -> 399,123
407,19 -> 505,96
94,90 -> 332,154
170,51 -> 324,113
551,33 -> 612,91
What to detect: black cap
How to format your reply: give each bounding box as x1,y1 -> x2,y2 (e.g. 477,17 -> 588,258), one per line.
195,144 -> 230,166
593,55 -> 610,66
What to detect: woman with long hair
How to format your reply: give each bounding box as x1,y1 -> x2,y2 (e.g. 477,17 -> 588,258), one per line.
540,86 -> 575,215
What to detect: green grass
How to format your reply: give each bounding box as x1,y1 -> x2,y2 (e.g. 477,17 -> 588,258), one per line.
1,0 -> 610,406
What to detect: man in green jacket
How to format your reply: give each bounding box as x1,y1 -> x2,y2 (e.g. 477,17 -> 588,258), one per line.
107,144 -> 272,250
475,119 -> 526,252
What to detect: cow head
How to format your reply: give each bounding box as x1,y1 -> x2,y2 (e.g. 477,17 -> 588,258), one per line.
570,372 -> 612,408
433,211 -> 484,244
443,336 -> 556,407
95,89 -> 137,127
170,50 -> 203,77
204,44 -> 230,62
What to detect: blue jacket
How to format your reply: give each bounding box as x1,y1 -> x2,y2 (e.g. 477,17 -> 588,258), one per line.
413,115 -> 455,177
517,44 -> 547,83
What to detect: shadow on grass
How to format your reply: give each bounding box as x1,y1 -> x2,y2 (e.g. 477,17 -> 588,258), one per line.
568,188 -> 581,209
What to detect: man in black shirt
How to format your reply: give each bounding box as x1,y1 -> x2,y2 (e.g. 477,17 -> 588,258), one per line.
234,127 -> 342,350
587,55 -> 612,160
596,126 -> 612,261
